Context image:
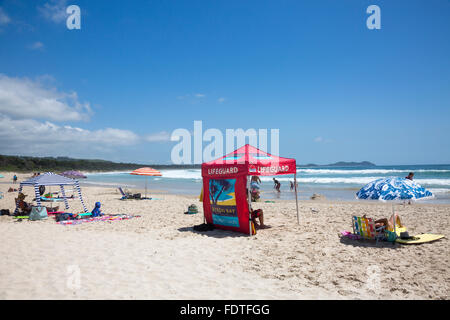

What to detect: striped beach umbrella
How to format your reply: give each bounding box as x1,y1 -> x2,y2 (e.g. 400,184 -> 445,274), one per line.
60,170 -> 87,179
130,167 -> 162,199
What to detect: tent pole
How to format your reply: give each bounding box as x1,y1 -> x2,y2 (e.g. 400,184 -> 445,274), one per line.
247,175 -> 252,236
392,203 -> 396,235
14,184 -> 23,215
145,177 -> 148,199
60,185 -> 69,210
294,173 -> 299,224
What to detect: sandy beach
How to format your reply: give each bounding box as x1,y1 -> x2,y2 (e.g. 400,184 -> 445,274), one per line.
0,172 -> 449,300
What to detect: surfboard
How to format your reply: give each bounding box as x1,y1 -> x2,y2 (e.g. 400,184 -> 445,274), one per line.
396,234 -> 445,244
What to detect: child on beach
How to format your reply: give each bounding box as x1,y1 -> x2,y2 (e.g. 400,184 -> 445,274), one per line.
91,202 -> 103,217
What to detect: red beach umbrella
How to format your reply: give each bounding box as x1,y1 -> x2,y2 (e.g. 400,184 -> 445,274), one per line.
129,167 -> 162,199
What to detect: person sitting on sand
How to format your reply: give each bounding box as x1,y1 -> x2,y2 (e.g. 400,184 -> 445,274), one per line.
246,189 -> 268,229
16,193 -> 32,214
364,213 -> 404,231
91,202 -> 103,217
251,209 -> 268,229
405,172 -> 414,180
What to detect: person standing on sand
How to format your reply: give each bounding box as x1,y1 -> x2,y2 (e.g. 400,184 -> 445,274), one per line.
13,174 -> 17,184
251,175 -> 261,185
405,172 -> 414,204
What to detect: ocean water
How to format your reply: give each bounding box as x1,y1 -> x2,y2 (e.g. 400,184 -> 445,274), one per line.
82,165 -> 450,203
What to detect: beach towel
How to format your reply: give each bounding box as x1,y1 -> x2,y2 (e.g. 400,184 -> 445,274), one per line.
57,214 -> 138,225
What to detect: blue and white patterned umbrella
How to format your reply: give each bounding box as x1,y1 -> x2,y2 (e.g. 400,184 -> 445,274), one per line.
356,177 -> 433,201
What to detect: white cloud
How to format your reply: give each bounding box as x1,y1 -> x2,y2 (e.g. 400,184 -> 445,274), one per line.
0,115 -> 139,155
0,73 -> 173,159
38,0 -> 68,23
314,137 -> 323,143
29,41 -> 45,50
314,136 -> 333,143
0,74 -> 92,122
0,7 -> 11,25
194,93 -> 205,98
217,97 -> 226,103
145,131 -> 171,142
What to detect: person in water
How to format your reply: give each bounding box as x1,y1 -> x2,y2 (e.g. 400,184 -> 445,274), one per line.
405,172 -> 414,180
273,178 -> 281,192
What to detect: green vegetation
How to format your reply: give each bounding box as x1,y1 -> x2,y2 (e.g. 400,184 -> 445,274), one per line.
0,155 -> 200,172
0,154 -> 375,172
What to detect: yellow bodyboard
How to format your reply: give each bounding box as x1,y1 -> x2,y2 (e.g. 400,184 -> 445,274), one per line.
396,234 -> 445,244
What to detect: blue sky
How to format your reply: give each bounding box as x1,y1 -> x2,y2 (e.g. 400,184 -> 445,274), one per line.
0,0 -> 449,165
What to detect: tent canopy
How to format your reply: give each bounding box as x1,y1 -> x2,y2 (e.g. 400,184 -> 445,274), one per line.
202,144 -> 297,178
201,144 -> 299,235
15,172 -> 88,213
60,170 -> 87,179
21,172 -> 78,186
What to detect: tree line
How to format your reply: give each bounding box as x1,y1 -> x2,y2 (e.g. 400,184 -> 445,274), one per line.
0,155 -> 201,172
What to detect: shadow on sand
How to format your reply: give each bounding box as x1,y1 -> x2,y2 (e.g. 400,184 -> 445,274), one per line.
339,236 -> 400,249
178,226 -> 249,239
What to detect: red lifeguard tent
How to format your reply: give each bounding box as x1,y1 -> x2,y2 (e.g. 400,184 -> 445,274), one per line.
201,144 -> 299,235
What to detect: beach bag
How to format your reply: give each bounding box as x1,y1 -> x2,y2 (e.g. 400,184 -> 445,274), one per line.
187,204 -> 198,214
29,206 -> 48,221
385,230 -> 398,242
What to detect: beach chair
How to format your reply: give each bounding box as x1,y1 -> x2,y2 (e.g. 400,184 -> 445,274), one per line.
118,187 -> 141,200
352,216 -> 386,243
118,187 -> 132,199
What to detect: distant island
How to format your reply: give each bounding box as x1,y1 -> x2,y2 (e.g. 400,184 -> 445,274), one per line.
0,155 -> 375,172
299,161 -> 376,167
